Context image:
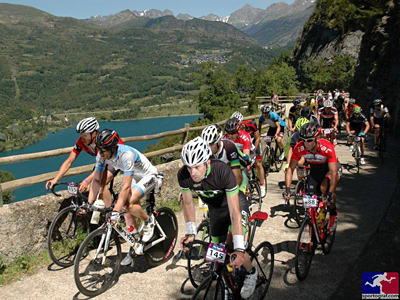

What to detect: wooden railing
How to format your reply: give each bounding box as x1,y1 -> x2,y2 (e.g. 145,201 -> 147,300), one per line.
1,113 -> 277,206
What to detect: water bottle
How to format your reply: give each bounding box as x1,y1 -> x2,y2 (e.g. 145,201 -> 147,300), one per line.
154,173 -> 164,194
90,199 -> 105,224
316,202 -> 326,229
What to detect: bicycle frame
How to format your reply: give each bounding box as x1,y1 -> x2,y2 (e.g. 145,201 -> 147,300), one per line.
301,196 -> 326,244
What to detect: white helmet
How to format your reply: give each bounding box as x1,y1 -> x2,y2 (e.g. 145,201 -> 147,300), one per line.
76,117 -> 99,133
201,124 -> 223,145
323,100 -> 333,108
181,137 -> 212,167
230,111 -> 243,123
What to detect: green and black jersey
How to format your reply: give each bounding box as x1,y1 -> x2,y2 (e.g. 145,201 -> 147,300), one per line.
178,159 -> 239,209
213,139 -> 247,169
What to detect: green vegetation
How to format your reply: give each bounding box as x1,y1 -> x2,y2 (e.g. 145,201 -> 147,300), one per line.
0,170 -> 15,203
0,251 -> 52,286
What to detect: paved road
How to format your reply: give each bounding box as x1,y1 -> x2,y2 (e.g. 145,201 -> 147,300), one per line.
0,133 -> 397,299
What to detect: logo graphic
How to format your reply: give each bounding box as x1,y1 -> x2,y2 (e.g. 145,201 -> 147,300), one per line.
362,272 -> 399,299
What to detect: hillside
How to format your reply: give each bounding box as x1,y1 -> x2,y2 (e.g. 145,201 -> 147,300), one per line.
0,3 -> 285,147
290,0 -> 400,136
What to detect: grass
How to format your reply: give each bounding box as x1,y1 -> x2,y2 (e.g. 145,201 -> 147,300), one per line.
162,197 -> 183,213
0,251 -> 52,286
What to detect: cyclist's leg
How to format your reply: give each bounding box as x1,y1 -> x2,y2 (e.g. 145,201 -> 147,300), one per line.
374,117 -> 381,146
102,166 -> 119,207
255,147 -> 265,185
128,174 -> 157,222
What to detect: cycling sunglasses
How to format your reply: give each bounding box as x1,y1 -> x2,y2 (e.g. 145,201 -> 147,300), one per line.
96,146 -> 109,153
301,138 -> 316,143
226,131 -> 238,136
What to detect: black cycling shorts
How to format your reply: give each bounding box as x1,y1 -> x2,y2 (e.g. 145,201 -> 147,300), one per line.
209,191 -> 249,241
267,126 -> 285,137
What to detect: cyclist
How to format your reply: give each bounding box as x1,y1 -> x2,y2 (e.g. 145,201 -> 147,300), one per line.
316,94 -> 325,110
303,97 -> 317,116
346,106 -> 370,165
345,98 -> 360,120
370,99 -> 391,150
283,121 -> 339,232
231,111 -> 244,124
288,98 -> 302,133
86,129 -> 158,264
258,105 -> 286,161
45,117 -> 121,205
224,117 -> 252,158
242,118 -> 266,197
178,137 -> 257,299
334,92 -> 346,122
318,99 -> 339,146
201,124 -> 248,192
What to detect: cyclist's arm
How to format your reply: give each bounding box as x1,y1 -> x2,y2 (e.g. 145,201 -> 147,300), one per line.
113,174 -> 133,212
288,117 -> 294,132
253,131 -> 261,152
232,168 -> 242,187
88,170 -> 103,204
275,121 -> 281,136
285,158 -> 298,190
286,146 -> 294,166
346,121 -> 351,134
327,162 -> 338,193
334,112 -> 339,129
46,151 -> 78,189
226,192 -> 244,241
364,120 -> 370,134
370,115 -> 375,128
79,169 -> 96,192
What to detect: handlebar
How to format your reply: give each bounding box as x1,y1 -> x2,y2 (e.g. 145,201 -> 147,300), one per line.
49,182 -> 81,197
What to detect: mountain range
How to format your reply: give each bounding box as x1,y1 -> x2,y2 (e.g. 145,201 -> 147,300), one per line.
88,0 -> 316,46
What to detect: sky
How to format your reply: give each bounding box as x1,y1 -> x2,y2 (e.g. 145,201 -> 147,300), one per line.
0,0 -> 295,19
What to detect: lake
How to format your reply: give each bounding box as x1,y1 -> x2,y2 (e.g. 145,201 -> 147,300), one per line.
0,115 -> 201,202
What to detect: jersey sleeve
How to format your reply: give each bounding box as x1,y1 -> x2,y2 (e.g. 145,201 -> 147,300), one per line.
119,151 -> 136,175
177,167 -> 192,194
94,153 -> 105,172
225,142 -> 241,169
290,132 -> 300,147
326,145 -> 338,163
291,143 -> 304,162
72,138 -> 83,155
220,163 -> 238,196
240,132 -> 251,151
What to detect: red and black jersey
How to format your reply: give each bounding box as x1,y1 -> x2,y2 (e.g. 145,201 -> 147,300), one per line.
223,130 -> 251,152
73,136 -> 123,157
243,120 -> 258,137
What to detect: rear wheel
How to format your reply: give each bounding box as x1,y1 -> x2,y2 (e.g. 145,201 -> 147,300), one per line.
295,218 -> 315,281
274,146 -> 284,171
247,179 -> 262,212
47,206 -> 90,268
144,207 -> 178,267
74,227 -> 121,297
261,146 -> 271,177
248,241 -> 274,299
355,144 -> 360,173
192,274 -> 225,300
187,240 -> 211,288
294,181 -> 306,226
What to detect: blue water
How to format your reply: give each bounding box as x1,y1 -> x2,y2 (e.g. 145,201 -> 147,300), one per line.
0,115 -> 201,202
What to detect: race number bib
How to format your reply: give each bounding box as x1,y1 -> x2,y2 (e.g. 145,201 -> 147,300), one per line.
264,136 -> 272,143
323,128 -> 331,134
354,136 -> 361,142
205,243 -> 227,263
67,183 -> 78,195
303,195 -> 318,208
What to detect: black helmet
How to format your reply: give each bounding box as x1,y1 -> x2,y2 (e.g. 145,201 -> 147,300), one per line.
261,105 -> 271,113
292,98 -> 301,106
299,120 -> 321,140
224,118 -> 240,134
300,106 -> 312,119
96,129 -> 119,149
373,99 -> 382,106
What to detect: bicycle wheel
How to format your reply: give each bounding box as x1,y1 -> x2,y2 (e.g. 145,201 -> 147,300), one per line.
322,211 -> 336,255
261,146 -> 271,177
247,179 -> 262,211
274,146 -> 284,171
248,241 -> 274,299
192,274 -> 225,300
355,145 -> 360,173
293,181 -> 306,226
295,218 -> 315,281
144,207 -> 178,267
188,240 -> 211,288
74,226 -> 121,297
47,206 -> 90,268
197,218 -> 211,244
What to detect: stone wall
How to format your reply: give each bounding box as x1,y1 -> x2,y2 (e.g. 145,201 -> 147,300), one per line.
0,159 -> 184,261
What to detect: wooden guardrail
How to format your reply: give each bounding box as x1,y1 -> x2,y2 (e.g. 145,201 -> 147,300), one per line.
1,113 -> 281,206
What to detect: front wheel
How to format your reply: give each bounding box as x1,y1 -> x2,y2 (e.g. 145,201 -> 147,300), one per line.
74,226 -> 122,297
248,241 -> 274,299
274,146 -> 284,171
144,207 -> 178,267
293,180 -> 306,226
187,240 -> 211,288
295,218 -> 315,281
191,274 -> 225,300
261,146 -> 271,177
47,206 -> 90,268
322,211 -> 336,255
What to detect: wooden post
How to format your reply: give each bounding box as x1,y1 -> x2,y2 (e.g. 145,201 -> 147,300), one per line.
182,123 -> 190,144
0,175 -> 3,207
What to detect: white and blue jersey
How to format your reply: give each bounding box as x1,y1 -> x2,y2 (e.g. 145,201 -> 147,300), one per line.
95,144 -> 157,195
259,112 -> 287,128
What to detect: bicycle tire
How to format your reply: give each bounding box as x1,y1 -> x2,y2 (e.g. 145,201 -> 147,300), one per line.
321,211 -> 336,255
197,219 -> 211,244
47,206 -> 90,268
248,241 -> 274,300
248,179 -> 262,212
274,146 -> 284,171
261,146 -> 271,177
74,226 -> 122,297
295,218 -> 315,281
355,145 -> 360,174
144,207 -> 178,267
293,180 -> 306,226
191,274 -> 225,300
188,239 -> 211,289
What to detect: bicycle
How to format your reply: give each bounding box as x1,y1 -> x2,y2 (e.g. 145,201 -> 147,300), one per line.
73,189 -> 178,297
348,134 -> 362,173
246,157 -> 263,211
376,126 -> 385,164
191,210 -> 274,300
294,193 -> 336,281
261,135 -> 284,176
293,164 -> 310,226
321,127 -> 336,146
